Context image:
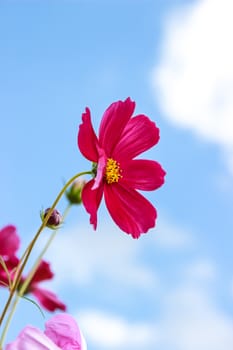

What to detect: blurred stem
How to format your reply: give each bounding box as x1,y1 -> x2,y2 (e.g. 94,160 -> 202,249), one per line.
19,204 -> 71,297
0,295 -> 20,349
0,171 -> 92,344
0,204 -> 72,348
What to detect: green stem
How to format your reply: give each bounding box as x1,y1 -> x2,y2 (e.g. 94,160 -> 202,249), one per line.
20,204 -> 71,297
0,295 -> 20,349
0,171 -> 91,334
0,205 -> 72,347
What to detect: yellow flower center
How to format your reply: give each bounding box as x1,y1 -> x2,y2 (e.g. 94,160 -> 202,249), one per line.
105,158 -> 122,184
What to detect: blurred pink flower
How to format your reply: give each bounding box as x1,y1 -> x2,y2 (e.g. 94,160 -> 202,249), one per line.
0,227 -> 66,312
22,260 -> 66,312
6,313 -> 87,350
0,225 -> 19,257
78,97 -> 166,238
0,225 -> 20,287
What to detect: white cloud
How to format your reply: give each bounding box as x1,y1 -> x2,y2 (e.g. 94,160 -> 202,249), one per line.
158,283 -> 233,350
43,220 -> 158,289
152,0 -> 233,174
38,218 -> 233,350
77,280 -> 233,350
183,258 -> 217,282
42,215 -> 194,291
155,217 -> 195,249
39,217 -> 233,350
156,259 -> 233,350
77,310 -> 156,350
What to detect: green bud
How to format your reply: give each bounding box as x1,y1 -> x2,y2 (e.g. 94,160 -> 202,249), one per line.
66,179 -> 86,205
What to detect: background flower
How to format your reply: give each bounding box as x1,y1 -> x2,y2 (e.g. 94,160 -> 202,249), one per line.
6,313 -> 87,350
21,260 -> 66,312
0,227 -> 66,312
0,225 -> 19,258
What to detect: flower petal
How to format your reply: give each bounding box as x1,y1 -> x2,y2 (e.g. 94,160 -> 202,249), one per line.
30,260 -> 54,284
104,183 -> 157,238
78,107 -> 99,162
112,115 -> 160,161
99,97 -> 135,156
32,287 -> 66,312
0,225 -> 20,257
92,147 -> 106,190
120,159 -> 166,191
6,326 -> 61,350
82,179 -> 103,229
45,313 -> 87,350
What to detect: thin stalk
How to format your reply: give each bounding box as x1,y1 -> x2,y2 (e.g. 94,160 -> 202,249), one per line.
0,295 -> 20,349
20,204 -> 71,296
0,171 -> 91,329
0,205 -> 72,347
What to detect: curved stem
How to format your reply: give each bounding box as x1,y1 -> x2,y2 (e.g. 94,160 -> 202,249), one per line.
0,205 -> 72,347
19,204 -> 71,297
0,171 -> 91,329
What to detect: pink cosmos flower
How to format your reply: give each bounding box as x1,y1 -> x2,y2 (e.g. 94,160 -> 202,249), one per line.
2,260 -> 66,312
22,260 -> 67,312
0,225 -> 20,287
0,225 -> 20,257
78,97 -> 166,238
6,313 -> 87,350
0,224 -> 66,312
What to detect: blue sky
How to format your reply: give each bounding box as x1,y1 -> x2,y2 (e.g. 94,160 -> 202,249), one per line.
1,0 -> 233,349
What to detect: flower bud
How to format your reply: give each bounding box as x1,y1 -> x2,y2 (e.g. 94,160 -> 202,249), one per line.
66,179 -> 86,205
42,208 -> 62,229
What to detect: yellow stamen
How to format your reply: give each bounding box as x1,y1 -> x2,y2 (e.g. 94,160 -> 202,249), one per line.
105,158 -> 122,184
